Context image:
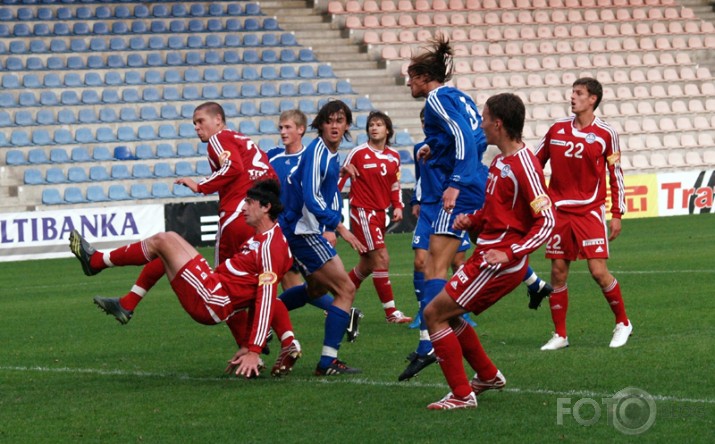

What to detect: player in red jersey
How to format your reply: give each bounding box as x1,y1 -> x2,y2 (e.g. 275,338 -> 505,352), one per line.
69,180 -> 293,378
534,78 -> 632,351
423,93 -> 554,410
340,111 -> 412,323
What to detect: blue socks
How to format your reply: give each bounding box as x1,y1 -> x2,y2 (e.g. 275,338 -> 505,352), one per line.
319,305 -> 350,368
409,271 -> 425,329
279,284 -> 334,311
523,265 -> 545,292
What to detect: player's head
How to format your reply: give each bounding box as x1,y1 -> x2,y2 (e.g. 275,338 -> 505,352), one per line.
407,33 -> 454,98
246,179 -> 283,221
193,102 -> 226,142
279,109 -> 307,150
572,77 -> 603,111
311,100 -> 353,148
483,93 -> 525,143
366,111 -> 394,144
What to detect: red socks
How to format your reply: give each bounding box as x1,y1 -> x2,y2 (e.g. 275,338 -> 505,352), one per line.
430,327 -> 472,398
271,300 -> 295,347
602,279 -> 629,325
119,258 -> 165,311
108,241 -> 152,267
454,319 -> 497,381
549,285 -> 569,337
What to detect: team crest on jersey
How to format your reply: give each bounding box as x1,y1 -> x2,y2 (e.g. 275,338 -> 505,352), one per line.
218,150 -> 231,166
585,133 -> 596,144
530,194 -> 552,213
247,240 -> 260,251
500,164 -> 511,178
258,271 -> 278,286
607,152 -> 621,166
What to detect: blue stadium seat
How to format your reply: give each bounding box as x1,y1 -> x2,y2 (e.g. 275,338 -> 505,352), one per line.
28,149 -> 48,164
64,73 -> 83,87
90,37 -> 107,51
203,68 -> 220,82
226,18 -> 242,31
135,145 -> 154,160
185,52 -> 201,65
298,99 -> 317,113
261,84 -> 278,97
33,24 -> 50,37
45,168 -> 66,184
113,146 -> 136,161
127,54 -> 145,67
154,163 -> 173,178
239,121 -> 259,135
170,20 -> 186,33
244,18 -> 260,31
109,37 -> 126,50
99,108 -> 118,123
258,138 -> 275,151
1,74 -> 19,88
42,189 -> 63,205
5,150 -> 25,165
224,51 -> 240,64
161,105 -> 179,119
145,70 -> 163,84
205,35 -> 221,48
242,50 -> 260,64
356,97 -> 373,111
132,163 -> 153,178
107,55 -> 124,68
298,83 -> 316,96
0,111 -> 10,127
317,81 -> 336,95
96,6 -> 112,19
86,186 -> 108,202
177,142 -> 195,157
151,182 -> 172,198
139,107 -> 158,121
120,107 -> 138,121
190,4 -> 206,16
143,87 -> 160,102
68,166 -> 88,182
32,130 -> 52,146
61,91 -> 80,105
242,66 -> 259,81
259,120 -> 278,134
209,4 -> 223,15
70,39 -> 87,52
9,41 -> 27,54
49,148 -> 69,163
0,93 -> 15,107
262,66 -> 278,80
356,134 -> 368,145
207,18 -> 223,32
117,127 -> 135,142
205,51 -> 221,64
299,49 -> 316,62
53,129 -> 73,145
84,72 -> 102,87
224,68 -> 240,81
298,66 -> 315,78
149,36 -> 166,49
158,125 -> 177,139
156,143 -> 175,158
14,111 -> 33,126
183,86 -> 200,100
262,50 -> 278,63
224,103 -> 239,117
243,34 -> 259,46
152,4 -> 169,17
66,57 -> 84,70
173,183 -> 196,197
92,23 -> 109,35
264,18 -> 279,31
165,70 -> 181,83
241,84 -> 258,98
29,40 -> 47,53
400,168 -> 416,184
395,132 -> 414,146
24,168 -> 44,185
280,66 -> 297,79
108,185 -> 130,200
134,5 -> 150,18
281,33 -> 298,46
260,101 -> 278,115
64,187 -> 86,204
115,6 -> 130,19
89,166 -> 110,181
112,22 -> 128,34
175,161 -> 194,176
96,127 -> 116,143
82,90 -> 100,105
21,92 -> 38,106
93,147 -> 112,161
76,7 -> 92,19
196,160 -> 211,176
188,19 -> 204,32
130,184 -> 151,199
70,148 -> 91,163
184,68 -> 201,82
111,165 -> 131,180
104,71 -> 122,86
125,72 -> 142,85
181,105 -> 195,118
337,80 -> 353,94
11,130 -> 30,146
173,4 -> 188,17
138,126 -> 157,140
279,100 -> 296,112
281,50 -> 297,63
163,87 -> 180,101
179,123 -> 195,138
225,34 -> 241,47
14,24 -> 31,37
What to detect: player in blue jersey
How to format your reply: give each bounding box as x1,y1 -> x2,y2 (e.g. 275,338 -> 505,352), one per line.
279,100 -> 367,375
399,37 -> 552,381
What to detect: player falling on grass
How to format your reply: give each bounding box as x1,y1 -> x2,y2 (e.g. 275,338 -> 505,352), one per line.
278,100 -> 368,376
424,93 -> 554,410
70,179 -> 293,378
399,36 -> 552,382
90,102 -> 301,376
268,109 -> 364,344
535,77 -> 632,351
339,110 -> 412,324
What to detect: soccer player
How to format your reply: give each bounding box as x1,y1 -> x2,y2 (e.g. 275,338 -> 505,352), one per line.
92,102 -> 301,376
535,77 -> 632,350
279,100 -> 367,376
69,180 -> 293,378
424,93 -> 554,410
340,111 -> 412,324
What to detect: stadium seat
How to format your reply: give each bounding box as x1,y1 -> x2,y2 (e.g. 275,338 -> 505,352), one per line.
196,160 -> 212,176
24,169 -> 44,185
154,163 -> 173,178
64,187 -> 86,204
152,182 -> 172,198
86,186 -> 108,202
42,189 -> 64,205
130,184 -> 151,199
108,185 -> 130,201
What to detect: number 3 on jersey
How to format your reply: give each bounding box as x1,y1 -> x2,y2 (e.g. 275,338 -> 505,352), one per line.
459,97 -> 479,130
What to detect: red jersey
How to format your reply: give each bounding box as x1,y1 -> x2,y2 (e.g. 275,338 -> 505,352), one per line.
534,116 -> 626,218
198,129 -> 277,214
341,143 -> 403,211
213,224 -> 293,353
468,146 -> 554,261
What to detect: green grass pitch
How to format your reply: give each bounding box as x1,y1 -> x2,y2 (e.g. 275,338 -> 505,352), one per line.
1,214 -> 713,443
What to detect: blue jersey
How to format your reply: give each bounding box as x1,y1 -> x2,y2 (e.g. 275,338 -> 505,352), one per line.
412,141 -> 444,205
280,138 -> 342,235
422,86 -> 488,203
267,146 -> 305,189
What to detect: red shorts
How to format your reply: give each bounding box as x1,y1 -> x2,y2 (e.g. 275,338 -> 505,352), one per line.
349,207 -> 386,253
545,207 -> 609,261
215,204 -> 254,265
170,255 -> 239,325
445,254 -> 528,315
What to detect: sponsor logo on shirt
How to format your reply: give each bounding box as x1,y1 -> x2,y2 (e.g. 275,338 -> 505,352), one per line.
364,163 -> 377,169
258,271 -> 278,286
582,238 -> 605,247
247,240 -> 260,251
455,270 -> 469,284
530,194 -> 552,213
551,140 -> 567,146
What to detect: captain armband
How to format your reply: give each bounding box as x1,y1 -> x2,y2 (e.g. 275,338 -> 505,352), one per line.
530,194 -> 552,214
607,152 -> 621,166
258,271 -> 278,286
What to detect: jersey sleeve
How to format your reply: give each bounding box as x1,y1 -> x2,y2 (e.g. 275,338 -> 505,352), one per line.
533,129 -> 551,168
197,132 -> 246,195
302,145 -> 341,230
507,153 -> 555,261
390,155 -> 404,209
605,132 -> 626,218
245,236 -> 282,354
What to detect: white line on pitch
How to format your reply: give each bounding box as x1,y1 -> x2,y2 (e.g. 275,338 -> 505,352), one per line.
2,365 -> 713,405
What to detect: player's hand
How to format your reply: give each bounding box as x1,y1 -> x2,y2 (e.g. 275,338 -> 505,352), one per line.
442,187 -> 460,213
340,164 -> 359,180
411,204 -> 420,218
227,350 -> 264,379
224,347 -> 249,375
481,249 -> 509,266
175,178 -> 199,192
322,231 -> 337,247
453,214 -> 473,230
336,224 -> 367,254
416,144 -> 431,162
392,208 -> 403,223
608,218 -> 622,241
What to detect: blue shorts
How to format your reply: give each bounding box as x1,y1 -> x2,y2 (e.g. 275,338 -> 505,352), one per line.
283,230 -> 337,276
412,202 -> 471,252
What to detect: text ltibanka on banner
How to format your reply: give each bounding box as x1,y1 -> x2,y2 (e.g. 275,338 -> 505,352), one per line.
0,204 -> 165,262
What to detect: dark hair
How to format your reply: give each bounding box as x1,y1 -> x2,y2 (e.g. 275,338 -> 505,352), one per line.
194,102 -> 226,123
246,179 -> 283,220
485,93 -> 525,142
310,99 -> 353,142
573,77 -> 603,111
407,33 -> 453,84
366,111 -> 394,143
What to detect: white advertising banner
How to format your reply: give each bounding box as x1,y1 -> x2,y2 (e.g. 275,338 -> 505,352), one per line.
0,204 -> 165,262
657,170 -> 715,217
